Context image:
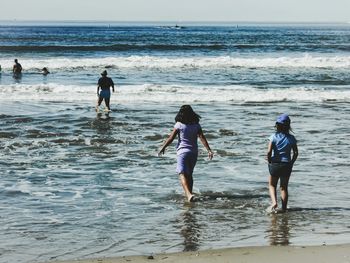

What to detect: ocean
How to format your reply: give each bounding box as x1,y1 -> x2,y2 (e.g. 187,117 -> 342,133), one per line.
0,22 -> 349,262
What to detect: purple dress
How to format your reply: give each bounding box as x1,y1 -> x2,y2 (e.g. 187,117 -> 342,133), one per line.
174,122 -> 202,175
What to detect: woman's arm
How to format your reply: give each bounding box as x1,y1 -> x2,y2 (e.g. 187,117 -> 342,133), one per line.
198,130 -> 213,160
158,128 -> 178,156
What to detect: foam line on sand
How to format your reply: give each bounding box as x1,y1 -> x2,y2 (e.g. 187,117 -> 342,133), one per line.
52,244 -> 350,263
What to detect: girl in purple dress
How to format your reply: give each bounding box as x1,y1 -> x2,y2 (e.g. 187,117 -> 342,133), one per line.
158,105 -> 213,202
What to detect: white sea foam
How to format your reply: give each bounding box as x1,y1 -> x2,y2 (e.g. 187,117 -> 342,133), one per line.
1,54 -> 350,70
1,83 -> 349,103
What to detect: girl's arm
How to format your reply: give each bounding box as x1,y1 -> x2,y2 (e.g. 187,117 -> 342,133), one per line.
198,130 -> 213,160
291,144 -> 298,164
158,128 -> 178,156
267,141 -> 273,163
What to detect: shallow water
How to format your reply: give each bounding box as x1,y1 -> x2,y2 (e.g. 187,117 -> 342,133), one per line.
0,100 -> 349,262
0,23 -> 350,262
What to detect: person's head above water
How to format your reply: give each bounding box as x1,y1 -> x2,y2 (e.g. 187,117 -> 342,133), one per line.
101,70 -> 108,76
42,67 -> 50,75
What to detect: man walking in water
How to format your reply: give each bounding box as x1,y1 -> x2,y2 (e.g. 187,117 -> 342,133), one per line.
96,70 -> 115,112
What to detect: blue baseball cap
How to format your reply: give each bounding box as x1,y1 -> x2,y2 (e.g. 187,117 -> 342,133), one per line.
276,114 -> 290,125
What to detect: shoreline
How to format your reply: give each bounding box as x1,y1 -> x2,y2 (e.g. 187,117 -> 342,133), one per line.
52,244 -> 350,263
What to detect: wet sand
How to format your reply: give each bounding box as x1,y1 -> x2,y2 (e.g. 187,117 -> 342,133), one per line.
53,244 -> 350,263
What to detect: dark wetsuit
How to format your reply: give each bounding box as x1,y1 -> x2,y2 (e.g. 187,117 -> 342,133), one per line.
13,62 -> 22,74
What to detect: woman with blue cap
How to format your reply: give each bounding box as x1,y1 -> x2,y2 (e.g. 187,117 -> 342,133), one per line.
266,114 -> 298,213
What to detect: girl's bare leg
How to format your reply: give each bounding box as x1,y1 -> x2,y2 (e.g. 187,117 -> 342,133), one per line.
269,175 -> 279,209
280,175 -> 290,212
179,174 -> 194,202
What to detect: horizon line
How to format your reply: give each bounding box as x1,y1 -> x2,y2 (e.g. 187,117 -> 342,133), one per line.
0,19 -> 349,24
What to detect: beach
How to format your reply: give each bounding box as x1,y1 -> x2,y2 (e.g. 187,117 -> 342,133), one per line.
54,244 -> 350,263
0,23 -> 350,262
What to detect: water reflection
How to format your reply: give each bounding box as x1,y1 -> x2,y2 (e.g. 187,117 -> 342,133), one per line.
96,112 -> 111,121
180,208 -> 200,252
92,113 -> 112,133
267,214 -> 291,246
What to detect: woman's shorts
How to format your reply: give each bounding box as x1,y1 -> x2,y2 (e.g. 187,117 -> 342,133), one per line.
268,162 -> 292,178
99,89 -> 111,99
176,152 -> 198,176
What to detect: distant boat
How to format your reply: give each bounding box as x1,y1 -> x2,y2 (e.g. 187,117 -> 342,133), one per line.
174,24 -> 185,29
158,24 -> 186,30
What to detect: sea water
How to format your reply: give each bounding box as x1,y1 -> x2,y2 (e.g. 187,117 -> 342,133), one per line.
0,22 -> 349,262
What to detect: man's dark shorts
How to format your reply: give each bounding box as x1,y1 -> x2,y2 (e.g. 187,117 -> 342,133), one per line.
99,89 -> 111,99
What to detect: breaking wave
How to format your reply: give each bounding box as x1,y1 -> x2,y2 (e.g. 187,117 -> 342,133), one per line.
1,83 -> 349,103
1,54 -> 350,71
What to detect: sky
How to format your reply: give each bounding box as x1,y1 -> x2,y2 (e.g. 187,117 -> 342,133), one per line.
0,0 -> 349,23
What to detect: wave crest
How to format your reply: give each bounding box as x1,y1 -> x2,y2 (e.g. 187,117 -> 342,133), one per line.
0,55 -> 350,70
1,83 -> 349,103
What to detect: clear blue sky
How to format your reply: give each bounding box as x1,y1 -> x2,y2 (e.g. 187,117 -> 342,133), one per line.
0,0 -> 349,22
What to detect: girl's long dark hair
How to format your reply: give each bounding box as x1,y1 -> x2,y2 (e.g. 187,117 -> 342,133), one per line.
175,105 -> 201,124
